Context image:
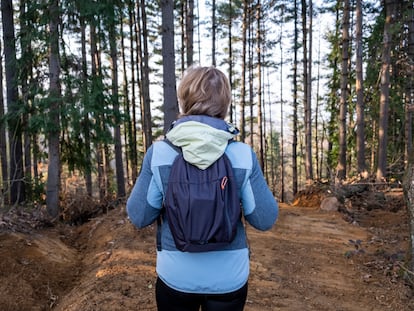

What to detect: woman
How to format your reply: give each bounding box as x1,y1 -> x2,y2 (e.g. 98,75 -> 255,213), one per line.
127,65 -> 278,311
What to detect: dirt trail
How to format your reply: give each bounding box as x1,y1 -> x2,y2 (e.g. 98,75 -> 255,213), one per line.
247,206 -> 406,311
0,190 -> 412,311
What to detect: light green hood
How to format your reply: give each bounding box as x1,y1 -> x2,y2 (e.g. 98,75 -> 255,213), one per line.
166,121 -> 235,169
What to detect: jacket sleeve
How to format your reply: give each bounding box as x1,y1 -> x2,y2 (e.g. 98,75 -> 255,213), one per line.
126,146 -> 163,228
242,149 -> 278,231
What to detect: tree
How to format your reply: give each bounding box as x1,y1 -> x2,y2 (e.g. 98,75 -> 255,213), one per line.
314,6 -> 323,180
248,12 -> 254,148
211,0 -> 216,66
120,3 -> 131,184
186,0 -> 194,66
89,19 -> 107,200
403,0 -> 414,260
179,1 -> 185,72
403,0 -> 414,274
303,0 -> 313,183
139,0 -> 153,151
19,1 -> 32,196
376,0 -> 396,182
301,0 -> 313,183
79,1 -> 93,196
406,0 -> 414,165
239,0 -> 248,141
292,0 -> 299,195
161,0 -> 178,132
1,0 -> 25,204
336,0 -> 350,182
326,1 -> 341,180
215,0 -> 238,123
106,1 -> 126,198
256,1 -> 264,170
0,38 -> 7,204
355,0 -> 367,177
278,4 -> 286,201
46,0 -> 61,217
227,0 -> 235,124
127,0 -> 138,181
404,162 -> 414,275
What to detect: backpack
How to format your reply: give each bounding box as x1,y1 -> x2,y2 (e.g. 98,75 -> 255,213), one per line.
158,140 -> 241,252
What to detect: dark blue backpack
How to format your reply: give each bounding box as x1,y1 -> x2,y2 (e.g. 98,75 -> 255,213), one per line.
159,141 -> 241,252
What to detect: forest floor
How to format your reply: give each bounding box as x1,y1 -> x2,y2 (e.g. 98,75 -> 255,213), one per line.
0,184 -> 413,311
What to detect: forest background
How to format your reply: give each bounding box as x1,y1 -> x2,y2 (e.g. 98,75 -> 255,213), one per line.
0,0 -> 413,221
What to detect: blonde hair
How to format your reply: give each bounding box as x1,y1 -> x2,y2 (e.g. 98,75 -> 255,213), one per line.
177,65 -> 231,119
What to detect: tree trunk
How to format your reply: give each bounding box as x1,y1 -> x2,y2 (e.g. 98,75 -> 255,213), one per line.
0,38 -> 7,205
211,0 -> 216,66
139,0 -> 152,151
405,1 -> 414,166
302,0 -> 313,183
228,0 -> 234,124
279,7 -> 285,201
120,8 -> 131,185
355,0 -> 367,177
186,0 -> 194,66
403,163 -> 414,275
108,5 -> 126,198
80,14 -> 92,197
180,1 -> 185,73
135,0 -> 144,152
19,1 -> 32,194
161,0 -> 178,133
306,0 -> 313,183
327,4 -> 340,180
377,0 -> 396,182
46,0 -> 61,217
248,14 -> 254,148
2,0 -> 25,204
336,0 -> 350,182
292,0 -> 299,195
240,0 -> 248,141
256,2 -> 264,170
128,0 -> 138,181
315,24 -> 322,180
90,23 -> 105,200
403,3 -> 414,269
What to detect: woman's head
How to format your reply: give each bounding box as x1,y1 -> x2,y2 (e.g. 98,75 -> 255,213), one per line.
177,66 -> 231,119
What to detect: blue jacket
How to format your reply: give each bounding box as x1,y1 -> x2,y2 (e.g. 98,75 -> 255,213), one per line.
127,115 -> 278,294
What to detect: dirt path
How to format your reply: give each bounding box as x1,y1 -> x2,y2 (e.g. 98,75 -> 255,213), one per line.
0,191 -> 412,311
246,205 -> 410,310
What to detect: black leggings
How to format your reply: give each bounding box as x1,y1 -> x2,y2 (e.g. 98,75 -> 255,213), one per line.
156,277 -> 248,311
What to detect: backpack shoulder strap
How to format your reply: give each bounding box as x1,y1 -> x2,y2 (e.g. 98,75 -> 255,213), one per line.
157,138 -> 183,251
163,138 -> 182,154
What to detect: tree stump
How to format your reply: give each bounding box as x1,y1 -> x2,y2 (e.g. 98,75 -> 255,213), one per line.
403,163 -> 414,275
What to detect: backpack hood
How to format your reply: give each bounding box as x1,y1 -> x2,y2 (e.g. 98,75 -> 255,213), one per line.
166,115 -> 239,170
